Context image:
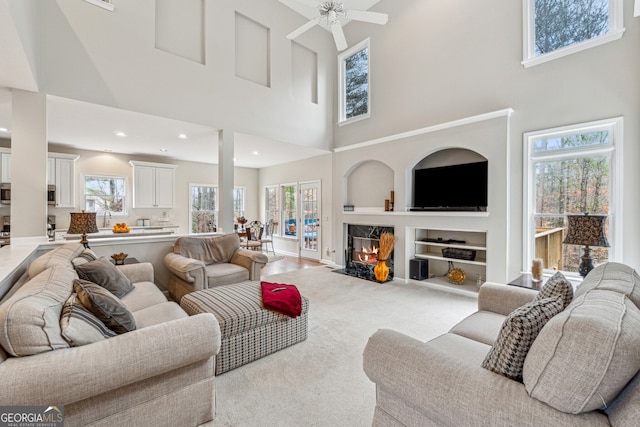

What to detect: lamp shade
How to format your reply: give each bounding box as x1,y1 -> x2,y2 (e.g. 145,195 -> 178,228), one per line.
67,211 -> 99,235
563,214 -> 610,247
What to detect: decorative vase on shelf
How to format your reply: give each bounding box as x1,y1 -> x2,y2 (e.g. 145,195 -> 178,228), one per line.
374,259 -> 389,282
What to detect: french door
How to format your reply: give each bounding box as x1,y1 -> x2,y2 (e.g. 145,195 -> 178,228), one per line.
299,181 -> 321,260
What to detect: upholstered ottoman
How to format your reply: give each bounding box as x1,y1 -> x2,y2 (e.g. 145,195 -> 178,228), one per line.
180,280 -> 309,375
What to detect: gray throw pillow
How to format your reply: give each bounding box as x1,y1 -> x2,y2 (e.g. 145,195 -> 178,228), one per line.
481,296 -> 564,381
60,294 -> 117,346
75,256 -> 133,298
535,271 -> 573,309
73,279 -> 136,334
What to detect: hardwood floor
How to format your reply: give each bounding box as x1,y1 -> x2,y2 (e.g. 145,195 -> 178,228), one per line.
261,255 -> 324,276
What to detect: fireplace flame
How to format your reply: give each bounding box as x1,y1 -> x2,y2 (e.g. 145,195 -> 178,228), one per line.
357,245 -> 379,264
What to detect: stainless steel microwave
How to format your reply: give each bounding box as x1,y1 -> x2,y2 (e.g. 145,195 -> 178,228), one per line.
0,183 -> 9,205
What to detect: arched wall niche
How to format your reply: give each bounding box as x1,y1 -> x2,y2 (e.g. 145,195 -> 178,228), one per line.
414,147 -> 486,169
411,148 -> 488,211
344,160 -> 394,207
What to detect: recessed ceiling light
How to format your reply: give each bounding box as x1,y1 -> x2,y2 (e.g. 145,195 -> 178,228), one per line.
160,148 -> 168,152
252,151 -> 259,155
178,133 -> 188,140
114,131 -> 127,137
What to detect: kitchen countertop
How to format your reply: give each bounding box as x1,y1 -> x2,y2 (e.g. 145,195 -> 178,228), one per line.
63,229 -> 176,240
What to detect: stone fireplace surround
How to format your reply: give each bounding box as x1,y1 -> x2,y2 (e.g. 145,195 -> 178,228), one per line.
335,224 -> 395,283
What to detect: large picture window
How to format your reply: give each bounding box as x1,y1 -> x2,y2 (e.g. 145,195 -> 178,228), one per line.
524,118 -> 622,277
190,184 -> 217,233
338,38 -> 370,124
84,175 -> 126,216
522,0 -> 624,67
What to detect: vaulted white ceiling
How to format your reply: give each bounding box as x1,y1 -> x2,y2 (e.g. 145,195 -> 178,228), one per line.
0,0 -> 383,168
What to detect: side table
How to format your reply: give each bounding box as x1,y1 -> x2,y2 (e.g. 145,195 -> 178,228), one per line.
507,273 -> 542,290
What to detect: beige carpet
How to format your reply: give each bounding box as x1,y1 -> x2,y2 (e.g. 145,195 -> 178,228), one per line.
214,266 -> 477,426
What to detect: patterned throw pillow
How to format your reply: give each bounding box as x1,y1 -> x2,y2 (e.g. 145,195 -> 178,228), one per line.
73,279 -> 136,334
75,256 -> 133,298
482,296 -> 564,381
535,271 -> 574,309
71,248 -> 99,268
60,294 -> 117,346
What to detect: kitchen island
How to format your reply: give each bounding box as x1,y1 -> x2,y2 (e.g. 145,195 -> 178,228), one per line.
61,225 -> 179,241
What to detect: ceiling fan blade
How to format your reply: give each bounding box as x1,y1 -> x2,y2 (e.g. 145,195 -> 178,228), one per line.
347,9 -> 389,25
288,0 -> 319,8
287,19 -> 320,40
331,23 -> 348,51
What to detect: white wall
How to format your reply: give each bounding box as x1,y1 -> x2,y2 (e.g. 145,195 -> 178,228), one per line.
36,0 -> 336,152
334,115 -> 512,282
335,0 -> 640,273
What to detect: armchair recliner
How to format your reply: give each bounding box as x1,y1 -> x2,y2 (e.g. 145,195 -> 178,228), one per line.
164,233 -> 268,302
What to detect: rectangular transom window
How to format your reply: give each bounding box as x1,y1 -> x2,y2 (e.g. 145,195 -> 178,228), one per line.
84,175 -> 126,215
522,0 -> 624,67
523,118 -> 622,277
338,38 -> 370,124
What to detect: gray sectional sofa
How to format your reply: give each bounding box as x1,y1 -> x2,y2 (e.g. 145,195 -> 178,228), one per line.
0,243 -> 221,426
364,262 -> 640,426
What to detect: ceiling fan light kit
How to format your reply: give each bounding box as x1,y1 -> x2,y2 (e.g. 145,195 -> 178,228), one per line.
286,0 -> 388,51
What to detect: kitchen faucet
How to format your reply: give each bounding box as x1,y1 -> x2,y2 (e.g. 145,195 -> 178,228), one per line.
103,211 -> 111,228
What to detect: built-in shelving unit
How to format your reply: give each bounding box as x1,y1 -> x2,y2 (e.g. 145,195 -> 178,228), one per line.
412,227 -> 487,295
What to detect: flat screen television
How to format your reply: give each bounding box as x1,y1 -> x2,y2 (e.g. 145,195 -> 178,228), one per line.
412,161 -> 488,211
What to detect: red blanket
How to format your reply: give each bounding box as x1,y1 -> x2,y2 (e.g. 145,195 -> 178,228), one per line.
261,281 -> 302,318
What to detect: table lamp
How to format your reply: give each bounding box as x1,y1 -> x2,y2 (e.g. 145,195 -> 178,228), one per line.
563,213 -> 610,277
68,211 -> 99,248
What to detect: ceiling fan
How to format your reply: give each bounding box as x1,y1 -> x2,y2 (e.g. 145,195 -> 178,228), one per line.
286,1 -> 388,51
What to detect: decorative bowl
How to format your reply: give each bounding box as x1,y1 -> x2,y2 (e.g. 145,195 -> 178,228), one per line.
447,267 -> 466,285
111,253 -> 128,265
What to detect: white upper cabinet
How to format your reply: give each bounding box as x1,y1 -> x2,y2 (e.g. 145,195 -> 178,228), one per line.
130,160 -> 177,208
48,153 -> 79,208
1,151 -> 11,183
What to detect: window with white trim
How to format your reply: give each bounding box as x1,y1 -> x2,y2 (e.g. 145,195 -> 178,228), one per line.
84,0 -> 115,12
282,184 -> 297,237
84,175 -> 126,215
522,0 -> 624,67
190,184 -> 217,233
265,185 -> 280,236
524,117 -> 622,277
233,187 -> 245,220
338,38 -> 370,124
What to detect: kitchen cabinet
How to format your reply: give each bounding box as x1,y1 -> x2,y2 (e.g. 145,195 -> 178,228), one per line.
48,153 -> 79,208
1,151 -> 11,183
130,160 -> 177,208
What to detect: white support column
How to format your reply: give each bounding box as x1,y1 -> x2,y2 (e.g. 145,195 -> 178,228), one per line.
11,89 -> 49,243
218,129 -> 235,233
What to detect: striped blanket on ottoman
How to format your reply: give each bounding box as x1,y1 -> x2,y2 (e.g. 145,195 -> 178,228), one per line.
180,280 -> 309,375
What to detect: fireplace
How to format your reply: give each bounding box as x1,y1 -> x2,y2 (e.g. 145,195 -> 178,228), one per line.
335,224 -> 395,282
